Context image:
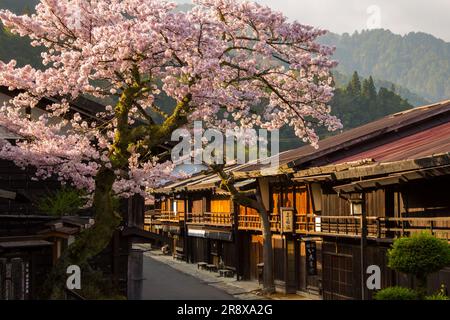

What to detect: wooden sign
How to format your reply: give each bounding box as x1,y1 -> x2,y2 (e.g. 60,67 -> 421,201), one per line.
280,207 -> 294,233
305,241 -> 317,276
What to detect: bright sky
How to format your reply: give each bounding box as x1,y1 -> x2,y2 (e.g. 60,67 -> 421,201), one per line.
175,0 -> 450,42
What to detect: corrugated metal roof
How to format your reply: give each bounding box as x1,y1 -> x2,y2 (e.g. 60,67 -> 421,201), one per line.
335,121 -> 450,163
153,100 -> 450,191
236,100 -> 450,172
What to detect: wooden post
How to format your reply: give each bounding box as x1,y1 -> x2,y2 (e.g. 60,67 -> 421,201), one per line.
360,192 -> 367,300
233,199 -> 241,281
184,194 -> 189,263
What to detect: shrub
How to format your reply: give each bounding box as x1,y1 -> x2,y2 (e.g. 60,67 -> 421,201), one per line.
425,293 -> 449,300
374,286 -> 418,300
37,187 -> 87,216
387,232 -> 450,296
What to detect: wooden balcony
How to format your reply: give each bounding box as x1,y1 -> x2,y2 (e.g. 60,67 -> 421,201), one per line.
295,215 -> 450,241
158,210 -> 185,223
295,216 -> 380,237
144,209 -> 184,226
380,216 -> 450,240
238,214 -> 281,231
186,212 -> 233,227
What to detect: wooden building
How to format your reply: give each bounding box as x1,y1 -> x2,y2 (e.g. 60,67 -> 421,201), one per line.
0,86 -> 157,299
148,100 -> 450,299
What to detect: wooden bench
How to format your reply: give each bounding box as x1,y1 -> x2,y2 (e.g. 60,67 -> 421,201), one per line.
197,262 -> 208,270
218,269 -> 235,278
174,253 -> 185,261
206,264 -> 218,272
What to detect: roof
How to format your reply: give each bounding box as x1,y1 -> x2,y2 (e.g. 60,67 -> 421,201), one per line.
334,163 -> 450,193
0,86 -> 106,123
153,162 -> 257,194
153,100 -> 450,193
236,99 -> 450,174
335,120 -> 450,164
294,152 -> 450,183
0,239 -> 52,248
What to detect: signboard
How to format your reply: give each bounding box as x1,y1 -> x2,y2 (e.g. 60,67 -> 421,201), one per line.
280,207 -> 294,233
187,228 -> 206,238
314,216 -> 321,232
305,241 -> 317,276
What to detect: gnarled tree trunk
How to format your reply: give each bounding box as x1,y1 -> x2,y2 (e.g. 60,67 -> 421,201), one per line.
212,164 -> 275,294
42,87 -> 140,299
255,187 -> 275,294
42,167 -> 121,298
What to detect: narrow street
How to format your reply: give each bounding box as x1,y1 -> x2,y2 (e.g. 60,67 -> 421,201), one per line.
141,255 -> 236,300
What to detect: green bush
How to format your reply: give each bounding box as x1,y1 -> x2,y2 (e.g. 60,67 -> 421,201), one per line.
374,286 -> 418,300
387,232 -> 450,295
37,187 -> 87,216
425,293 -> 449,300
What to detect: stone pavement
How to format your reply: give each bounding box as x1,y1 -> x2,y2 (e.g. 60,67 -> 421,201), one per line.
134,243 -> 314,300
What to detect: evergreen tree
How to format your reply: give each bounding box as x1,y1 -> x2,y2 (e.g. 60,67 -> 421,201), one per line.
347,71 -> 362,96
279,72 -> 413,150
362,76 -> 377,100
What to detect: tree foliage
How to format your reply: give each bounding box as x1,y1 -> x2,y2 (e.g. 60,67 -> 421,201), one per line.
388,232 -> 450,277
0,0 -> 340,297
37,187 -> 87,217
278,71 -> 412,150
387,232 -> 450,297
374,286 -> 418,300
331,72 -> 411,131
320,29 -> 450,103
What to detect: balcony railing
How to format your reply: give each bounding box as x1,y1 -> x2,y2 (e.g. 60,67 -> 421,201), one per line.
380,216 -> 450,240
187,212 -> 233,227
295,216 -> 380,237
145,209 -> 450,241
144,209 -> 161,227
238,214 -> 281,231
295,215 -> 450,241
158,210 -> 185,222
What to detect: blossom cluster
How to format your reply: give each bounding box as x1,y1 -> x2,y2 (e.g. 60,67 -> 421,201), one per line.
0,0 -> 342,197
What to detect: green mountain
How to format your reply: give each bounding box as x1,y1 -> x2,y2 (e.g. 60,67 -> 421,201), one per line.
320,29 -> 450,103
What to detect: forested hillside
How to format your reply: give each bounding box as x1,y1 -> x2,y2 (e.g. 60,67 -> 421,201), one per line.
279,72 -> 412,150
321,29 -> 450,103
333,71 -> 428,107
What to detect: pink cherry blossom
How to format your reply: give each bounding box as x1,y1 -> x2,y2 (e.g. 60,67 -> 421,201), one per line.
0,0 -> 342,198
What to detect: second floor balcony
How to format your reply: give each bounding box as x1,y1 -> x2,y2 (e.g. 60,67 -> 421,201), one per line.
238,214 -> 281,232
145,209 -> 450,241
186,212 -> 233,227
296,215 -> 450,241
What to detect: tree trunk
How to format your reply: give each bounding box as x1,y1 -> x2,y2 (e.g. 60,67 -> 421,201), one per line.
255,189 -> 275,294
416,273 -> 428,299
42,167 -> 121,299
211,164 -> 275,294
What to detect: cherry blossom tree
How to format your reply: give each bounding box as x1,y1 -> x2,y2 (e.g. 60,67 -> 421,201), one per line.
0,0 -> 341,297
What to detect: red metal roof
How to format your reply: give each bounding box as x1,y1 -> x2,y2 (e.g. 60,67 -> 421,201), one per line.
335,121 -> 450,164
237,100 -> 450,172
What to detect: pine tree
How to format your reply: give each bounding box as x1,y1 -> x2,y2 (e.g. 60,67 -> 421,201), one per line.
362,76 -> 377,100
347,71 -> 361,96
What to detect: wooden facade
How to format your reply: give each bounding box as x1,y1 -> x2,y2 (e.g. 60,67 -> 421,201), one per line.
148,101 -> 450,300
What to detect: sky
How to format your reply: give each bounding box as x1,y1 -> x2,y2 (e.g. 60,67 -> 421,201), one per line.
174,0 -> 450,42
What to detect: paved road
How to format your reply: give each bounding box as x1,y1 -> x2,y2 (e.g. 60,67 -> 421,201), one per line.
141,255 -> 236,300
